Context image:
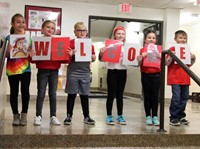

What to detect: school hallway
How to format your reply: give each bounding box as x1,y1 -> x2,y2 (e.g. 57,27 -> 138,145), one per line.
1,90 -> 200,148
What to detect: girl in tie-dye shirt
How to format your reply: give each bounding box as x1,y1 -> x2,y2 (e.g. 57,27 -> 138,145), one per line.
6,13 -> 31,126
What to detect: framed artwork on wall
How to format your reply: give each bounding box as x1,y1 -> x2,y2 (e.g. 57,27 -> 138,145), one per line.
24,5 -> 62,35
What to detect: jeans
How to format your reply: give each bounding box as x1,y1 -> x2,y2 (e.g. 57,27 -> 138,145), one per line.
36,69 -> 58,117
169,84 -> 189,120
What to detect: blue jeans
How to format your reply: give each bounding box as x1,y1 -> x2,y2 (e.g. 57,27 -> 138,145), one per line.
169,84 -> 189,120
36,69 -> 58,117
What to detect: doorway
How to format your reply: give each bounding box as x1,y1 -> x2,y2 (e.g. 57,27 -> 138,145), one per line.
88,15 -> 163,98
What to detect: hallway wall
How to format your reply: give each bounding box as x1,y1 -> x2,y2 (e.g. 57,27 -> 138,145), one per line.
180,23 -> 200,93
0,66 -> 7,126
5,0 -> 183,98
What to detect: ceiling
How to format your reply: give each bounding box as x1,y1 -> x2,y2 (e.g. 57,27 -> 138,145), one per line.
57,0 -> 200,42
59,0 -> 200,25
60,0 -> 198,10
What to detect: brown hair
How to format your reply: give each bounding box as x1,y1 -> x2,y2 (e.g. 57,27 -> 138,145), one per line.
175,30 -> 187,39
41,20 -> 56,34
10,13 -> 24,34
144,30 -> 157,40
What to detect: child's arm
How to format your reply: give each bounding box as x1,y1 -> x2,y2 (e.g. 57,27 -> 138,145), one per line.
6,44 -> 12,58
91,45 -> 96,62
92,54 -> 96,62
27,46 -> 36,63
165,50 -> 175,66
137,52 -> 147,66
165,56 -> 173,66
98,47 -> 106,61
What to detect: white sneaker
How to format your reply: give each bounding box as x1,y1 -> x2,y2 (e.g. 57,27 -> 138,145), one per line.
34,116 -> 42,126
50,116 -> 61,125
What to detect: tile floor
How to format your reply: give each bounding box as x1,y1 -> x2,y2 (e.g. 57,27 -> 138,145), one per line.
1,91 -> 200,148
1,91 -> 200,135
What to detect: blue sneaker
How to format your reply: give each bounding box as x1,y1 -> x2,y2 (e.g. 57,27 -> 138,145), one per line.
152,116 -> 160,126
106,115 -> 114,125
117,115 -> 126,125
146,116 -> 153,125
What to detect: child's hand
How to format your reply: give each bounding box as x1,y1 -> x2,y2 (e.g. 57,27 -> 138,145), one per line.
141,52 -> 147,58
99,47 -> 106,56
67,47 -> 75,57
137,55 -> 143,61
92,54 -> 96,62
157,53 -> 161,58
191,54 -> 196,60
28,49 -> 35,58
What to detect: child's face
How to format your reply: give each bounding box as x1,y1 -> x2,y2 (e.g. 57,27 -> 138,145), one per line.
42,22 -> 55,37
114,30 -> 125,42
144,33 -> 157,44
12,16 -> 26,34
174,34 -> 187,44
74,25 -> 87,38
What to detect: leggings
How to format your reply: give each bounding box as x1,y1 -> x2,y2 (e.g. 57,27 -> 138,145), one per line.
8,72 -> 31,114
67,94 -> 89,118
106,69 -> 127,116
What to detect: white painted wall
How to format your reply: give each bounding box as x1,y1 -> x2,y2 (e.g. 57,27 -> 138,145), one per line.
6,0 -> 186,98
180,23 -> 200,94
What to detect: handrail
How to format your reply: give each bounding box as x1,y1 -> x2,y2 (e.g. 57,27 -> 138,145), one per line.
158,49 -> 200,132
0,39 -> 7,82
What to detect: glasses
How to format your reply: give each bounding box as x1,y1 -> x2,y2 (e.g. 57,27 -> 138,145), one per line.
75,29 -> 87,33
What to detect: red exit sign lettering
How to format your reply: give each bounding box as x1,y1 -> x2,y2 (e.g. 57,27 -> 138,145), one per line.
119,3 -> 132,13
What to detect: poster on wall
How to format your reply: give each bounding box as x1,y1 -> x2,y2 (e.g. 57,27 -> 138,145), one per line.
25,5 -> 62,35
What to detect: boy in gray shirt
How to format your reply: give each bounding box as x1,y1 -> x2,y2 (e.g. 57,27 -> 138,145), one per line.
64,22 -> 96,125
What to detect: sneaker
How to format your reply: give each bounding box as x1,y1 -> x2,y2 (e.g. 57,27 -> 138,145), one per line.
34,116 -> 42,126
50,116 -> 61,125
106,115 -> 115,125
64,115 -> 72,125
152,116 -> 160,126
180,118 -> 190,125
117,115 -> 126,125
169,119 -> 180,126
146,116 -> 153,125
84,116 -> 95,125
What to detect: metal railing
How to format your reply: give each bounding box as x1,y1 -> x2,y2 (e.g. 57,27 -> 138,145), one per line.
158,50 -> 200,132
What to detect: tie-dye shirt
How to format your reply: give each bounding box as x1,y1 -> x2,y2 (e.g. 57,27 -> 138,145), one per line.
6,35 -> 31,76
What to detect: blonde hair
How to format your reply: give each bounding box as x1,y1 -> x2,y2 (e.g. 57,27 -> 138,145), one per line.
74,22 -> 87,30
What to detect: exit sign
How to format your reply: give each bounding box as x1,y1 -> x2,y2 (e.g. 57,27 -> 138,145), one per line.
119,3 -> 132,13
